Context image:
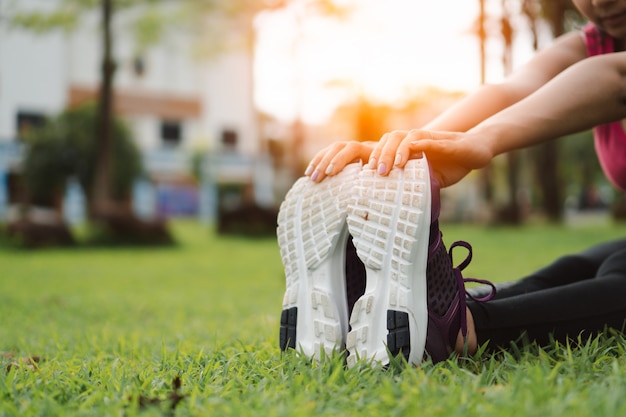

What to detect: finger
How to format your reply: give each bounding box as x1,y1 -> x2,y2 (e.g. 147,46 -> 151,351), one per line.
367,132 -> 390,170
408,140 -> 453,159
320,142 -> 362,179
331,141 -> 373,174
408,137 -> 457,154
408,130 -> 460,146
304,142 -> 343,181
309,142 -> 348,182
310,141 -> 373,183
305,148 -> 334,180
377,130 -> 408,175
305,150 -> 327,177
394,129 -> 433,167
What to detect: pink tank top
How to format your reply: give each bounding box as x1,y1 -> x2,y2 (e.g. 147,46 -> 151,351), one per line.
583,23 -> 626,192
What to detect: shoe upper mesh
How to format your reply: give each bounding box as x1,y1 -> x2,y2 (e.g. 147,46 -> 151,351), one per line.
426,242 -> 458,317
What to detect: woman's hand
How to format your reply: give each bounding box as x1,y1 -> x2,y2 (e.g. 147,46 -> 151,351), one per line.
305,140 -> 376,182
304,130 -> 494,188
371,129 -> 494,188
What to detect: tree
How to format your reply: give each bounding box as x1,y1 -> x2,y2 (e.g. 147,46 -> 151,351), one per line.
23,104 -> 142,210
8,0 -> 348,208
239,0 -> 352,177
7,0 -> 176,221
10,103 -> 144,247
5,0 -> 232,243
520,0 -> 584,222
93,0 -> 115,217
472,0 -> 496,210
496,0 -> 526,225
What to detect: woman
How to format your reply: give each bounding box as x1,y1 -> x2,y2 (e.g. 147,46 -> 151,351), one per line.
279,0 -> 626,365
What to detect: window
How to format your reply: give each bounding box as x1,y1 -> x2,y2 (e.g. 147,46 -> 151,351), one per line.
161,120 -> 182,146
222,129 -> 238,149
17,111 -> 46,141
133,55 -> 145,77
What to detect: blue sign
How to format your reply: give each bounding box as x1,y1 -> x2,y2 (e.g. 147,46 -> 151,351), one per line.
63,177 -> 86,225
0,168 -> 7,221
133,178 -> 157,220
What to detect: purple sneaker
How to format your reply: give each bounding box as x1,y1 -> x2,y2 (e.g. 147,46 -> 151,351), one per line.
345,156 -> 495,366
425,238 -> 496,363
277,162 -> 362,359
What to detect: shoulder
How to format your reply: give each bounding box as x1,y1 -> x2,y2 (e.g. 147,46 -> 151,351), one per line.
542,31 -> 588,64
507,32 -> 587,88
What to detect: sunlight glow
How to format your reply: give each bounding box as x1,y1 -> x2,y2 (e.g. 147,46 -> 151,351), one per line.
254,0 -> 538,123
254,0 -> 484,123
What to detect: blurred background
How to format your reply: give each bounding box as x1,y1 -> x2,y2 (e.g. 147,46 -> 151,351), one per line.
0,0 -> 621,247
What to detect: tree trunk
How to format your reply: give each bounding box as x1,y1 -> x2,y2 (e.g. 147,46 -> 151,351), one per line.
520,0 -> 569,223
504,151 -> 523,223
497,0 -> 524,224
532,141 -> 563,222
477,0 -> 495,207
531,0 -> 567,223
92,0 -> 116,216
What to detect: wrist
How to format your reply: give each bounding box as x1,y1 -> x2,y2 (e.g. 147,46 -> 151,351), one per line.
467,122 -> 517,158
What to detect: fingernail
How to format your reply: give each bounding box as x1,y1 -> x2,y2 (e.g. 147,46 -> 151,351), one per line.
311,169 -> 320,182
394,153 -> 402,166
325,163 -> 334,175
304,164 -> 314,176
368,158 -> 377,169
378,163 -> 387,175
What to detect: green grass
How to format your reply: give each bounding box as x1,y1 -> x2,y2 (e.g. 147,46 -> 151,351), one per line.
1,220 -> 626,416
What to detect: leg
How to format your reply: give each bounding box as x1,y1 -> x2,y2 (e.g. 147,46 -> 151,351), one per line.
468,240 -> 626,351
469,239 -> 626,300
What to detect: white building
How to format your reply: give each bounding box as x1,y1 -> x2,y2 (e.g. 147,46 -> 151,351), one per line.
0,0 -> 266,221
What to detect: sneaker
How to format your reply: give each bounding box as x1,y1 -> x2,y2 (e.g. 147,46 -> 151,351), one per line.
345,156 -> 496,366
345,157 -> 433,366
424,239 -> 496,363
278,162 -> 362,359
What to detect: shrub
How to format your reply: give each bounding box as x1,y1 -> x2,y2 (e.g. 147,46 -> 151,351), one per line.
22,103 -> 143,207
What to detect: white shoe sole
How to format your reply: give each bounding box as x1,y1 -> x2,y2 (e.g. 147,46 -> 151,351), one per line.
278,163 -> 361,359
345,158 -> 432,366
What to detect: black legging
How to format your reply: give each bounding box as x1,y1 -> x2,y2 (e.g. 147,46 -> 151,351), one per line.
467,238 -> 626,350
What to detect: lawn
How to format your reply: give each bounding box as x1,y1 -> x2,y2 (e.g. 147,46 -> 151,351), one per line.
1,219 -> 626,416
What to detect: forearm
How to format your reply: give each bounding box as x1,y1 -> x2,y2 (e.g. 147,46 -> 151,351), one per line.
424,83 -> 526,132
469,53 -> 626,156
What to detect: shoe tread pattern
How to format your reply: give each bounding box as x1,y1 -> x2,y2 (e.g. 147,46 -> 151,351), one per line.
277,164 -> 361,356
346,159 -> 430,366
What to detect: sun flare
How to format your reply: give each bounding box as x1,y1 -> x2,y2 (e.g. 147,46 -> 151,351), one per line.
254,0 -> 529,123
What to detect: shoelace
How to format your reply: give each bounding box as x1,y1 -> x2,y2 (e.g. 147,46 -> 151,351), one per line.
449,240 -> 496,339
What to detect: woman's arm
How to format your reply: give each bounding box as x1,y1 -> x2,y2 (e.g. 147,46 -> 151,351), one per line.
410,51 -> 626,187
424,32 -> 588,132
469,51 -> 626,154
375,32 -> 589,173
309,31 -> 587,182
